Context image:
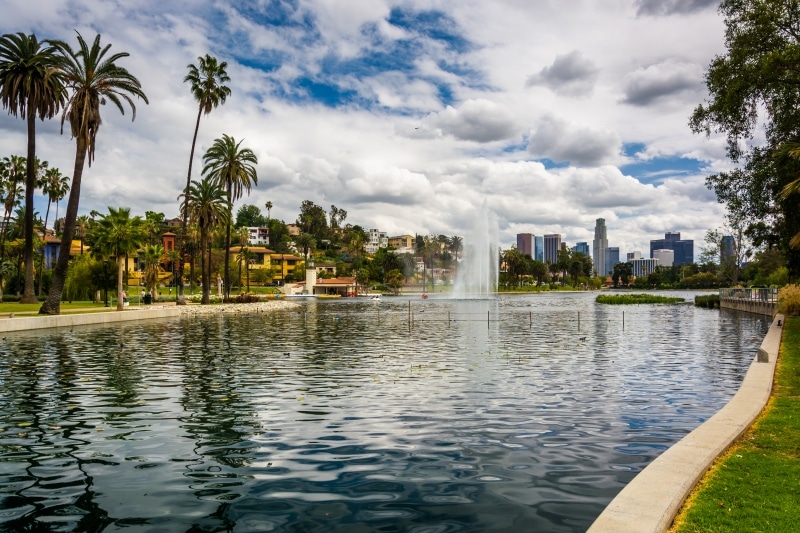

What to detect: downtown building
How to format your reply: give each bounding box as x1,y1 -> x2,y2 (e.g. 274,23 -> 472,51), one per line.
543,234 -> 561,264
650,232 -> 694,266
593,218 -> 608,277
516,233 -> 535,258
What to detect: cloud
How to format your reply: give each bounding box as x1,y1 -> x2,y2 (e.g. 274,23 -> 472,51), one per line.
428,99 -> 517,142
635,0 -> 718,16
525,50 -> 598,97
622,60 -> 704,106
526,115 -> 621,167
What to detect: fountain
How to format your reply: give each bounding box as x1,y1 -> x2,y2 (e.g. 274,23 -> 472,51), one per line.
452,203 -> 499,298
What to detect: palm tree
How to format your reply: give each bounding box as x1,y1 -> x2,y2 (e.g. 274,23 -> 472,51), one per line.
39,32 -> 148,315
36,165 -> 69,295
179,54 -> 231,302
0,32 -> 66,304
202,134 -> 257,299
265,201 -> 272,221
89,207 -> 146,311
141,243 -> 166,299
181,178 -> 230,304
450,235 -> 462,280
74,214 -> 89,252
40,166 -> 68,233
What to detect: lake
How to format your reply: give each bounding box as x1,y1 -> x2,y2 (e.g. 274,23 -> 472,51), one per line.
0,292 -> 770,532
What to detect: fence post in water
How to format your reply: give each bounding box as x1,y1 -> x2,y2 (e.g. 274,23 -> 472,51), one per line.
448,310 -> 451,327
487,311 -> 490,329
530,311 -> 532,329
578,311 -> 580,331
623,311 -> 625,330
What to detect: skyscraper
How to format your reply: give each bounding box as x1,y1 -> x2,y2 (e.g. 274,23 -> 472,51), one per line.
650,232 -> 694,265
535,236 -> 543,261
573,242 -> 590,256
543,234 -> 561,264
593,218 -> 608,276
516,233 -> 534,258
605,246 -> 620,275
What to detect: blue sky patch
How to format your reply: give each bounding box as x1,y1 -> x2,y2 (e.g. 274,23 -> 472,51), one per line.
621,154 -> 706,185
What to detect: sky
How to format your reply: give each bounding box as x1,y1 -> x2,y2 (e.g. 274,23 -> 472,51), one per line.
0,0 -> 734,260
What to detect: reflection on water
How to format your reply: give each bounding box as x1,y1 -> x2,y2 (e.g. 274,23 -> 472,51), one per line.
0,293 -> 769,532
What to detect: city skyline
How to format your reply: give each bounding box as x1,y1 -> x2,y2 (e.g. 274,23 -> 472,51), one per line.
1,1 -> 731,254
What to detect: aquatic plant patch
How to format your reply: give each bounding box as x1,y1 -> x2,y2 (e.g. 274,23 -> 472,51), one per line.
596,294 -> 685,305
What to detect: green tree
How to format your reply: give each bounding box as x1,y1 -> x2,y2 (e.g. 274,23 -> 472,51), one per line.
690,0 -> 800,278
0,33 -> 66,304
293,232 -> 315,262
264,200 -> 273,221
40,33 -> 148,315
91,207 -> 146,311
179,54 -> 231,301
202,134 -> 258,298
235,204 -> 266,228
141,243 -> 165,299
386,268 -> 404,295
297,200 -> 328,243
182,178 -> 230,304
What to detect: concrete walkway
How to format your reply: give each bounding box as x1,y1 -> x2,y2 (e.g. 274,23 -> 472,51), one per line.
588,314 -> 784,532
0,305 -> 183,333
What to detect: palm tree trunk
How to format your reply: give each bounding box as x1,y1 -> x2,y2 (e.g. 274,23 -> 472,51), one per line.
116,254 -> 125,311
224,221 -> 231,299
200,229 -> 209,304
21,111 -> 37,304
37,198 -> 52,297
40,139 -> 87,315
178,107 -> 203,301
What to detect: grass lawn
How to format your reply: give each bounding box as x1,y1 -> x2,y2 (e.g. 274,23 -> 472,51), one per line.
670,317 -> 800,532
0,301 -> 122,316
596,293 -> 685,305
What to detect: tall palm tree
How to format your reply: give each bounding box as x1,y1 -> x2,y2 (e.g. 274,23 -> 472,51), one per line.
40,166 -> 68,233
0,32 -> 66,304
202,134 -> 257,299
179,54 -> 231,302
39,32 -> 148,315
90,207 -> 146,311
450,235 -> 462,280
141,243 -> 166,299
265,201 -> 272,221
38,166 -> 68,296
181,178 -> 230,304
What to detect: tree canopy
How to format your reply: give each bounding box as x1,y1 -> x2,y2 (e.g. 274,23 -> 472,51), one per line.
690,0 -> 800,277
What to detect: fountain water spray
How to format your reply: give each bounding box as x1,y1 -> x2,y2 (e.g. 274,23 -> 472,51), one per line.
452,204 -> 499,298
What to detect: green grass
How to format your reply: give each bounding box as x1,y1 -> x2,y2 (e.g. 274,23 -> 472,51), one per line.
670,317 -> 800,533
0,300 -> 116,316
596,293 -> 685,305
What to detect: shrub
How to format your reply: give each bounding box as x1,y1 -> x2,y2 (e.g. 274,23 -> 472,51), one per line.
777,284 -> 800,316
226,293 -> 262,304
695,294 -> 720,309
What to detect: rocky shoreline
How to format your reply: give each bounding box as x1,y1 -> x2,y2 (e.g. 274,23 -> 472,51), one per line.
153,300 -> 302,315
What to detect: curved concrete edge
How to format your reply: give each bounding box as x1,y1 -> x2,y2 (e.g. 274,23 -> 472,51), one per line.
587,314 -> 785,533
0,307 -> 183,333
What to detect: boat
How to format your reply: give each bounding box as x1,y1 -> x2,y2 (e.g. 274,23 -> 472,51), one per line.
370,295 -> 381,301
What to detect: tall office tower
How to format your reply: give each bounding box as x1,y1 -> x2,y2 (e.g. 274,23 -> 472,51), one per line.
573,242 -> 590,256
535,236 -> 543,261
516,233 -> 534,257
653,249 -> 674,267
593,218 -> 608,276
543,234 -> 561,264
650,231 -> 695,265
721,235 -> 736,262
605,246 -> 620,275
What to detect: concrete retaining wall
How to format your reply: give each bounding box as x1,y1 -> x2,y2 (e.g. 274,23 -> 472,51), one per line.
0,307 -> 183,333
588,314 -> 784,533
720,298 -> 776,317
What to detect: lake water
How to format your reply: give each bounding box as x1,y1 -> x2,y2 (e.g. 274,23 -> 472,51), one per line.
0,292 -> 770,532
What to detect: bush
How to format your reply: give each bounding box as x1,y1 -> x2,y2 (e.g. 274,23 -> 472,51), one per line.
226,293 -> 262,304
695,294 -> 720,309
777,284 -> 800,316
